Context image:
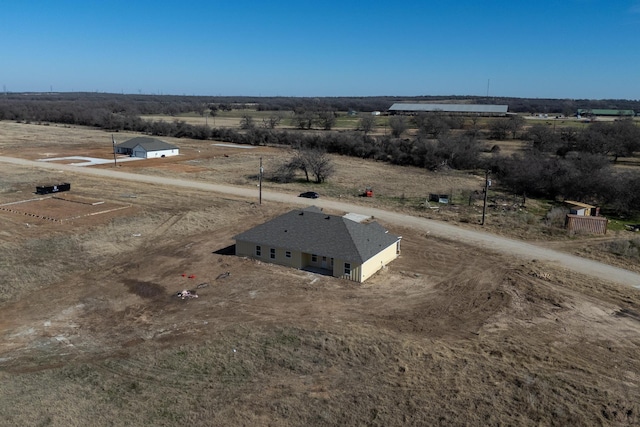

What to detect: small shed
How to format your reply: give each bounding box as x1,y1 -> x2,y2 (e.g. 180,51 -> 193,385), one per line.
429,194 -> 450,204
564,200 -> 598,217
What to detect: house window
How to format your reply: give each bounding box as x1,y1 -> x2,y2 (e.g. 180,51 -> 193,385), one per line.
285,251 -> 291,258
344,262 -> 351,275
311,254 -> 317,262
255,246 -> 261,256
270,248 -> 276,259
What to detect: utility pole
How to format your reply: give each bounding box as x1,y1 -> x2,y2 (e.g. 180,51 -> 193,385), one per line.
112,134 -> 117,167
481,170 -> 490,226
259,157 -> 263,205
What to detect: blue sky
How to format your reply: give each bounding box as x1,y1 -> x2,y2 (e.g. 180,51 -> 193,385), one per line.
2,0 -> 639,99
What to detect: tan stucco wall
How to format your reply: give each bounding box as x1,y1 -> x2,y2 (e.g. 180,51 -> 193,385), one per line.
359,241 -> 400,282
332,259 -> 357,281
236,240 -> 302,268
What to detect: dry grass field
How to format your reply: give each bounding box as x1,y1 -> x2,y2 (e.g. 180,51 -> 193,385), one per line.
1,121 -> 640,426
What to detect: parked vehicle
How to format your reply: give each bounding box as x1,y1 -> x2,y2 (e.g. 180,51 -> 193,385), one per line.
299,191 -> 320,199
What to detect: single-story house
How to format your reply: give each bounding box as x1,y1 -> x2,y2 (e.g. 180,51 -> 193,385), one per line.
115,137 -> 179,158
234,206 -> 401,282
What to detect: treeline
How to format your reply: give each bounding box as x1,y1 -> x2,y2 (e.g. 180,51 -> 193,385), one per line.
478,117 -> 640,214
120,114 -> 640,215
1,93 -> 640,215
2,92 -> 640,117
491,152 -> 640,216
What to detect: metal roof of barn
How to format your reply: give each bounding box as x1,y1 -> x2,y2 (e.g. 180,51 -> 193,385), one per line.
233,206 -> 400,264
564,200 -> 595,209
116,137 -> 178,151
389,103 -> 508,113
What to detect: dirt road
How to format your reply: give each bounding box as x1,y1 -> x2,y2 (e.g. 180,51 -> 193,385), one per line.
2,155 -> 639,288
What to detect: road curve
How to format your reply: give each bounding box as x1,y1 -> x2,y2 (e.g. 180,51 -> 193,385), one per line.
2,155 -> 639,288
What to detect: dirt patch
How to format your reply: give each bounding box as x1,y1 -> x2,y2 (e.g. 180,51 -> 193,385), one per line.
123,279 -> 167,299
0,194 -> 132,224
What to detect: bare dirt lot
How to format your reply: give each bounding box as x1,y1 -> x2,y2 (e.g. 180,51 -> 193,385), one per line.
1,121 -> 640,426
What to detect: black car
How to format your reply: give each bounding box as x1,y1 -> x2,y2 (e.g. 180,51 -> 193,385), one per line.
299,191 -> 319,199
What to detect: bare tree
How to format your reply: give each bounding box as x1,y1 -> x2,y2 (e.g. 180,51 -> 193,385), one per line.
262,113 -> 283,129
240,114 -> 255,130
316,111 -> 337,130
413,112 -> 450,138
507,115 -> 525,139
526,124 -> 561,152
489,118 -> 511,140
306,150 -> 335,183
466,114 -> 482,139
389,116 -> 407,138
358,115 -> 376,134
292,110 -> 315,129
290,151 -> 310,182
206,107 -> 218,127
268,159 -> 297,183
290,149 -> 335,183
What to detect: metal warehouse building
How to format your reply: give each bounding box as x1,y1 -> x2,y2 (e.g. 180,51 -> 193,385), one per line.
389,103 -> 509,116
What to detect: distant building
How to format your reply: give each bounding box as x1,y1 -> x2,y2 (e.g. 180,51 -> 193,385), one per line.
115,137 -> 179,158
234,206 -> 401,283
577,109 -> 635,117
389,103 -> 508,116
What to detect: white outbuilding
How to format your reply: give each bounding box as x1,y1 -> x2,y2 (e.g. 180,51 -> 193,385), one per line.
115,137 -> 179,158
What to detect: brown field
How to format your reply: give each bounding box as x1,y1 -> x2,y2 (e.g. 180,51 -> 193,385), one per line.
1,121 -> 640,426
0,194 -> 133,224
142,114 -> 245,128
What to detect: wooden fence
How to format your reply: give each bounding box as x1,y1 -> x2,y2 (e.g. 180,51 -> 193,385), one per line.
565,214 -> 607,235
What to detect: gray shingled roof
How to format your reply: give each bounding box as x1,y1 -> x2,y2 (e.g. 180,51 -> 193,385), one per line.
116,137 -> 178,151
234,207 -> 400,264
389,103 -> 508,114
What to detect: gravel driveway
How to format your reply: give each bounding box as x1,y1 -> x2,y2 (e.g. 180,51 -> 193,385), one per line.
2,155 -> 639,288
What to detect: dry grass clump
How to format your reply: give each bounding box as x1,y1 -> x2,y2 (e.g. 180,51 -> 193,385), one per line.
0,234 -> 87,303
3,321 -> 637,426
603,237 -> 640,260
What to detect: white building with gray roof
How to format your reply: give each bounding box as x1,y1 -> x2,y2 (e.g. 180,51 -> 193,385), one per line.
234,206 -> 401,282
115,137 -> 179,158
